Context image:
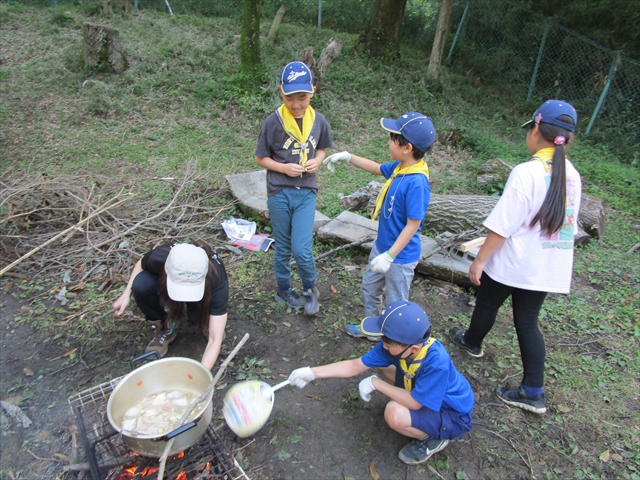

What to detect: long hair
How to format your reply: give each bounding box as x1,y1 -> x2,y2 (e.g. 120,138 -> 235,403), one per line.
157,239 -> 220,328
529,115 -> 575,236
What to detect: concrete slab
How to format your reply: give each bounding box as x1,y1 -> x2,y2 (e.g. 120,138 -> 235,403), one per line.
317,211 -> 473,287
225,170 -> 330,232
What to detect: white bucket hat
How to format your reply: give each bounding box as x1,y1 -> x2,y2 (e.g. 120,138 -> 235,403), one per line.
164,244 -> 208,302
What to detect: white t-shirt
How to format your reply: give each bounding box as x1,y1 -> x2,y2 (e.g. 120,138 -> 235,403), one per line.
484,157 -> 582,294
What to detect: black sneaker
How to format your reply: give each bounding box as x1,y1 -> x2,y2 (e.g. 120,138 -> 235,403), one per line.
448,326 -> 484,358
275,288 -> 305,309
302,286 -> 320,316
398,437 -> 449,465
496,385 -> 546,414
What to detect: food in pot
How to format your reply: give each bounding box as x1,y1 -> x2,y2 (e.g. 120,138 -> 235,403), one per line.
121,389 -> 205,436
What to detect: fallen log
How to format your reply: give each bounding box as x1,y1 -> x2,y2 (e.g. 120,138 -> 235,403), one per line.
340,182 -> 596,244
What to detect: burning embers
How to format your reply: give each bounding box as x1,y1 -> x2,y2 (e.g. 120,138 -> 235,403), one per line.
68,378 -> 248,480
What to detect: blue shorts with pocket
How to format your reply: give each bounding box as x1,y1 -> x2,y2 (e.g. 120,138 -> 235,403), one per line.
394,369 -> 472,440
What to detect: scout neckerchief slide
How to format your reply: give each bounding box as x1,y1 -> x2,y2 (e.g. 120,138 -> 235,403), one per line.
399,337 -> 436,391
372,159 -> 430,221
530,147 -> 557,172
276,104 -> 316,168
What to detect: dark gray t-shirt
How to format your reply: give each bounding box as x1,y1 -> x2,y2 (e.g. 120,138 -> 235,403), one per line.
255,110 -> 333,196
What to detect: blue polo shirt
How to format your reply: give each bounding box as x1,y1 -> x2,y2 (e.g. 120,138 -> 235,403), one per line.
361,340 -> 474,414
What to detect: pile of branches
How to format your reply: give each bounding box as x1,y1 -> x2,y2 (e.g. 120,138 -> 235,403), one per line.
0,163 -> 239,283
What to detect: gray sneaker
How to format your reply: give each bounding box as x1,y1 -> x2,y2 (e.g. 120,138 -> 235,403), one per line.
275,288 -> 305,309
302,286 -> 320,316
398,437 -> 449,465
145,319 -> 178,358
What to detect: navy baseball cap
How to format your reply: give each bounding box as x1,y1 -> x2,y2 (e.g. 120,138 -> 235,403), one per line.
279,61 -> 314,95
380,112 -> 436,152
521,99 -> 578,132
361,300 -> 431,345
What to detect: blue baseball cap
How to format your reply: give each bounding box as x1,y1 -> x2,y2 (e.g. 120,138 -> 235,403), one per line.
361,300 -> 431,345
521,99 -> 578,132
279,61 -> 314,95
380,112 -> 436,152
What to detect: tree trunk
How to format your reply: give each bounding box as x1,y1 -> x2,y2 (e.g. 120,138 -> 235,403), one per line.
240,0 -> 261,84
339,183 -> 595,244
99,0 -> 134,14
267,5 -> 288,41
365,0 -> 408,59
427,0 -> 454,78
82,23 -> 128,73
301,38 -> 343,92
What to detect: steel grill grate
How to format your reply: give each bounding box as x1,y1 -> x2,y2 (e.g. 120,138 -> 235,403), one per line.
68,377 -> 248,480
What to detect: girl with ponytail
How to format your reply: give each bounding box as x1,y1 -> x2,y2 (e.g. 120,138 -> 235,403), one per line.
448,100 -> 582,414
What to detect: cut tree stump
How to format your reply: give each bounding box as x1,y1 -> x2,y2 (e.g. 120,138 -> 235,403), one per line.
339,182 -> 595,245
299,37 -> 342,91
82,23 -> 128,73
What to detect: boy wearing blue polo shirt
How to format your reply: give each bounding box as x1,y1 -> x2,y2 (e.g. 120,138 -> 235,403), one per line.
288,300 -> 474,465
323,113 -> 434,337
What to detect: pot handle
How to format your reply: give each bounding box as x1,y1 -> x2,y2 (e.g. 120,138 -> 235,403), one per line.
160,421 -> 197,441
130,351 -> 161,370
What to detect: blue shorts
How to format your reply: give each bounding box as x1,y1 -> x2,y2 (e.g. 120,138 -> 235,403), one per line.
394,370 -> 472,440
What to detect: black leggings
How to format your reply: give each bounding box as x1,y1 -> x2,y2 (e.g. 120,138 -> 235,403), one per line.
465,272 -> 548,388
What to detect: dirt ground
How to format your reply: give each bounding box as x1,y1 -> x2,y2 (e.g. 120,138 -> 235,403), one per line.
0,243 -> 632,480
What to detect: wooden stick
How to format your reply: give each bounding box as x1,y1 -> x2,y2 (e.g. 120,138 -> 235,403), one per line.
156,333 -> 250,480
314,235 -> 374,261
459,237 -> 486,252
0,192 -> 136,277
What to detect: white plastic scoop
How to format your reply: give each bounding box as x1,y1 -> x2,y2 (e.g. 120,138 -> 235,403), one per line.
222,379 -> 291,438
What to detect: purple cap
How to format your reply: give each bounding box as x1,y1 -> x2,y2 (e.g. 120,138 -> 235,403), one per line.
380,112 -> 436,152
279,61 -> 314,95
522,99 -> 578,132
360,300 -> 431,345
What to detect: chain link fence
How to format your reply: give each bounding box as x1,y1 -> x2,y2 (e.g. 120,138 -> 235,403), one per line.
447,0 -> 640,159
9,0 -> 639,158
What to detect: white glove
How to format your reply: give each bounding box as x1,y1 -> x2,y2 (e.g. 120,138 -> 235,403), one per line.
323,151 -> 352,172
359,375 -> 377,402
288,367 -> 315,389
370,251 -> 395,273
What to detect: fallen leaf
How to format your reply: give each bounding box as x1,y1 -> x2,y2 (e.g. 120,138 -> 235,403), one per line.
305,394 -> 322,401
331,285 -> 338,294
3,282 -> 12,292
606,314 -> 615,319
369,460 -> 380,480
556,404 -> 572,413
23,367 -> 34,377
611,453 -> 623,462
45,348 -> 77,362
269,434 -> 278,444
282,321 -> 291,327
4,396 -> 26,405
507,416 -> 517,424
19,306 -> 30,313
67,281 -> 86,292
78,378 -> 90,386
599,449 -> 610,462
52,333 -> 63,341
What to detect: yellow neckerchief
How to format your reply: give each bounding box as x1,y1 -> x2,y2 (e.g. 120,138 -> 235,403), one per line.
372,159 -> 430,221
530,147 -> 556,172
399,337 -> 436,391
276,104 -> 316,167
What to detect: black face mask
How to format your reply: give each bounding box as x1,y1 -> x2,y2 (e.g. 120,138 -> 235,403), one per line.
386,344 -> 412,360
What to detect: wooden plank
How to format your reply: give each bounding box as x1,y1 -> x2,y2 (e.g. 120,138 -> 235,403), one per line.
317,211 -> 473,287
225,170 -> 330,232
459,237 -> 486,252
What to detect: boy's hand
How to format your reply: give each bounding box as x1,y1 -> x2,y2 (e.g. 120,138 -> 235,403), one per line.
323,151 -> 352,172
359,375 -> 377,402
288,367 -> 315,388
370,251 -> 395,273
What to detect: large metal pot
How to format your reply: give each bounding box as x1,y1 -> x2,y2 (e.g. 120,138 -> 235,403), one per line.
107,355 -> 214,457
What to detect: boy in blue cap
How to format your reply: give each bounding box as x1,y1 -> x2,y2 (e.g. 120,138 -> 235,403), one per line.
256,61 -> 333,315
322,113 -> 434,337
288,300 -> 474,465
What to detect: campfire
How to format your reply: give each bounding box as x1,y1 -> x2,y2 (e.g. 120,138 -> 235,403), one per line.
68,378 -> 248,480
